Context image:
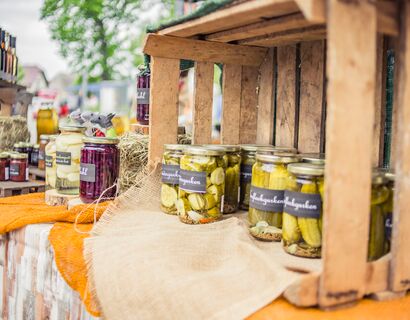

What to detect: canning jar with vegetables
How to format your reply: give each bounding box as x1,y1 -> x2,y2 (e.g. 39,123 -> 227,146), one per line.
368,172 -> 389,261
248,152 -> 299,241
80,137 -> 120,203
282,163 -> 324,258
177,146 -> 226,224
300,153 -> 325,166
161,144 -> 186,215
0,152 -> 10,181
382,172 -> 394,254
55,126 -> 85,195
45,135 -> 57,189
203,145 -> 240,213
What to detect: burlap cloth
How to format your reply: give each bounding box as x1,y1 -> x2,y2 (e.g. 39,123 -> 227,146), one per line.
85,167 -> 321,319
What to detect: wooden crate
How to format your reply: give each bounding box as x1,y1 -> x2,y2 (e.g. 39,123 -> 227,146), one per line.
142,0 -> 408,310
0,181 -> 45,198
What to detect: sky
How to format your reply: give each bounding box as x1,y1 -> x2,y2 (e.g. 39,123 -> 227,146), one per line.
0,0 -> 70,81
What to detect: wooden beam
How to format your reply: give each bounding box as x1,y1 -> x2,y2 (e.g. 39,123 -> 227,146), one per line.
158,0 -> 299,37
143,34 -> 268,67
256,48 -> 275,144
238,26 -> 326,47
221,64 -> 242,144
377,1 -> 399,36
192,61 -> 214,144
295,0 -> 326,23
148,57 -> 180,165
320,0 -> 377,308
390,0 -> 410,293
206,13 -> 316,43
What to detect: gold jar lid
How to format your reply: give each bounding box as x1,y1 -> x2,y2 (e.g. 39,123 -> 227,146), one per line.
23,142 -> 33,148
83,136 -> 119,145
257,146 -> 298,154
10,152 -> 28,159
288,163 -> 324,176
0,152 -> 9,159
185,145 -> 225,156
59,125 -> 86,132
164,144 -> 188,151
202,144 -> 240,153
13,142 -> 23,148
300,153 -> 326,165
240,144 -> 272,152
256,152 -> 299,164
384,171 -> 395,182
372,171 -> 387,185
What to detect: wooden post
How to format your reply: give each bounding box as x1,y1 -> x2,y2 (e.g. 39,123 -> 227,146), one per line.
221,64 -> 242,144
256,48 -> 275,144
148,57 -> 180,164
390,0 -> 410,293
192,61 -> 214,144
320,0 -> 377,308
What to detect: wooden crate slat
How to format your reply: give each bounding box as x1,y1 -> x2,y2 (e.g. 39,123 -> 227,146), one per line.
221,64 -> 242,144
239,66 -> 259,144
319,0 -> 378,307
148,57 -> 180,164
294,0 -> 326,23
143,34 -> 268,67
297,40 -> 325,153
376,1 -> 399,36
192,61 -> 214,144
275,45 -> 297,148
158,0 -> 300,37
390,0 -> 410,293
256,48 -> 275,145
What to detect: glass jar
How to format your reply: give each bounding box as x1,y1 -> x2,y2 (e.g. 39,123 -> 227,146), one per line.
55,126 -> 85,195
0,152 -> 10,181
45,136 -> 57,189
10,153 -> 29,182
25,143 -> 33,164
13,142 -> 25,153
300,153 -> 326,166
203,145 -> 241,214
36,106 -> 58,142
38,135 -> 52,170
178,146 -> 226,224
248,152 -> 299,241
80,137 -> 120,203
382,171 -> 394,254
31,144 -> 40,166
282,163 -> 324,258
136,66 -> 150,125
368,172 -> 389,261
161,144 -> 186,215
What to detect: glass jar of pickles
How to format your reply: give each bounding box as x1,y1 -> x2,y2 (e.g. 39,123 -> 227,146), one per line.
37,106 -> 58,142
55,126 -> 85,195
31,144 -> 40,166
282,163 -> 324,258
0,152 -> 10,181
38,135 -> 51,170
177,146 -> 226,224
45,136 -> 57,189
80,137 -> 120,203
239,145 -> 259,210
203,145 -> 241,213
10,153 -> 29,182
161,144 -> 186,215
249,152 -> 299,241
300,153 -> 325,166
383,172 -> 394,254
368,172 -> 390,261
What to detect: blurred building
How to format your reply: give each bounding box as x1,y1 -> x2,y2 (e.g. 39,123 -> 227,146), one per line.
20,65 -> 49,94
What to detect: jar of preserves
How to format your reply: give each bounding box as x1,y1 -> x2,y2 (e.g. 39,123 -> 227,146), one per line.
282,163 -> 324,258
80,137 -> 120,203
136,66 -> 150,125
10,153 -> 29,182
300,153 -> 326,166
0,152 -> 10,181
178,146 -> 226,224
368,172 -> 389,261
25,143 -> 33,164
38,135 -> 52,170
36,106 -> 58,142
382,172 -> 394,254
161,144 -> 186,215
31,144 -> 40,166
45,136 -> 57,189
13,142 -> 25,153
248,152 -> 299,241
203,145 -> 241,213
55,126 -> 85,195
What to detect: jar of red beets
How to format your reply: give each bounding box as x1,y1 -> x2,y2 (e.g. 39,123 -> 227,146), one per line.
10,153 -> 29,182
0,152 -> 10,181
80,137 -> 119,203
136,65 -> 150,125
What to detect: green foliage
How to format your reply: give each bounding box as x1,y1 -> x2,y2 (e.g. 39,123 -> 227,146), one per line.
17,64 -> 25,84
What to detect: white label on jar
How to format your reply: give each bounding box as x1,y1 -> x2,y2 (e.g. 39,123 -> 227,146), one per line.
26,168 -> 29,181
5,167 -> 9,180
80,163 -> 96,183
56,151 -> 71,165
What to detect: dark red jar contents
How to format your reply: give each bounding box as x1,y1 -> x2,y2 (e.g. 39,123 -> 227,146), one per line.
80,138 -> 119,203
10,154 -> 29,182
136,68 -> 150,125
0,154 -> 10,181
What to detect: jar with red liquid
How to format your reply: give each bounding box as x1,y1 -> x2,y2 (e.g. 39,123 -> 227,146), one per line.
136,66 -> 150,125
0,152 -> 10,181
80,137 -> 119,203
10,153 -> 28,182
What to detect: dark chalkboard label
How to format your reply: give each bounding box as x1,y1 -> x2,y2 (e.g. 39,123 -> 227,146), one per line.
249,186 -> 284,212
162,164 -> 180,185
56,152 -> 71,165
136,88 -> 150,104
80,163 -> 96,183
179,169 -> 206,193
240,164 -> 253,183
284,190 -> 322,219
45,155 -> 53,168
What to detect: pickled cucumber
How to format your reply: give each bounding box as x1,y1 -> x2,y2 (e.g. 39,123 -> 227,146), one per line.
282,213 -> 301,242
161,184 -> 178,208
188,194 -> 205,210
210,167 -> 225,185
368,205 -> 385,261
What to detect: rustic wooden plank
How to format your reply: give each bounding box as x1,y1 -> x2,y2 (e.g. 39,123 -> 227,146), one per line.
256,48 -> 275,144
192,61 -> 214,144
297,40 -> 325,153
239,66 -> 259,144
377,1 -> 399,36
221,64 -> 242,144
365,254 -> 390,295
148,57 -> 180,165
206,13 -> 315,43
158,0 -> 300,37
320,0 -> 377,308
143,34 -> 268,67
295,0 -> 326,23
239,25 -> 326,48
275,45 -> 297,148
284,272 -> 320,307
390,0 -> 410,293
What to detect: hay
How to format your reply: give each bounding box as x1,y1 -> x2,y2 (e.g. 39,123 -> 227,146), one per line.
118,132 -> 191,193
0,116 -> 30,152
